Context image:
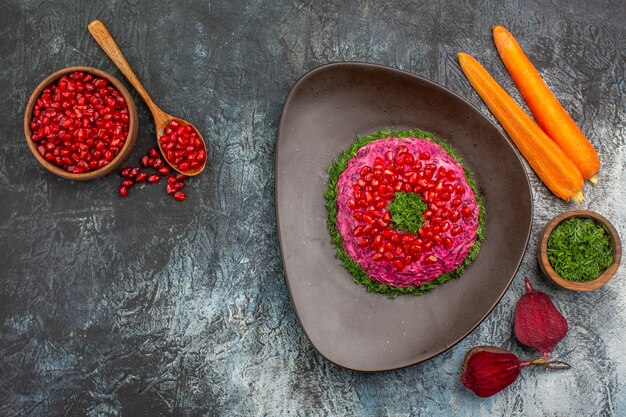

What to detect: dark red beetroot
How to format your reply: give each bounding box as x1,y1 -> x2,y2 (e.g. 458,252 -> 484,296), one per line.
159,120 -> 206,174
515,278 -> 568,358
29,71 -> 130,173
460,346 -> 571,398
461,347 -> 522,397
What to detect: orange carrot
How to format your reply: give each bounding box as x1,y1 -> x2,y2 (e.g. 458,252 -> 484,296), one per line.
458,52 -> 584,204
493,25 -> 600,184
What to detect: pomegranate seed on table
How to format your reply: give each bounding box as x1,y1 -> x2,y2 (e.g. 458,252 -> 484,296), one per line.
166,183 -> 177,195
135,172 -> 148,182
147,174 -> 161,184
152,158 -> 164,169
119,186 -> 129,197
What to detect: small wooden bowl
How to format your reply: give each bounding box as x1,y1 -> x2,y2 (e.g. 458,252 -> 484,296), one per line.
538,210 -> 621,291
23,66 -> 138,180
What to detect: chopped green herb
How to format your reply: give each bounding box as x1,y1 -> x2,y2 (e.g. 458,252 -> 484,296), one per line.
388,192 -> 427,234
547,217 -> 613,282
324,128 -> 485,297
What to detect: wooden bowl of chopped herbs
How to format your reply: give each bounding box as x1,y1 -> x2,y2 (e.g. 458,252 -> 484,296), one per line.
538,210 -> 621,291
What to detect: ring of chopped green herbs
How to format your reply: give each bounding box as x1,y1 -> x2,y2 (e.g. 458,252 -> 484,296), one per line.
325,128 -> 486,297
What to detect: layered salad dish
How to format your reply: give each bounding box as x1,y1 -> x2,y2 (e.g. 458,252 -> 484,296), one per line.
325,129 -> 485,296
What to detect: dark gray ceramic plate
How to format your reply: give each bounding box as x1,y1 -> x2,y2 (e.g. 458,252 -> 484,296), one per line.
275,62 -> 532,372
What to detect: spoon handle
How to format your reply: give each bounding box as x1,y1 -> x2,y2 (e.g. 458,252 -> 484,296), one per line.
88,19 -> 164,119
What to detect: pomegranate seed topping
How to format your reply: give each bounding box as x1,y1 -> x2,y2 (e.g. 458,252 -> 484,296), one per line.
425,255 -> 438,265
461,206 -> 473,217
451,225 -> 463,236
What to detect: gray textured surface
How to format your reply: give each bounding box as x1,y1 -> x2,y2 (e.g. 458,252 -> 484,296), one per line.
0,0 -> 624,416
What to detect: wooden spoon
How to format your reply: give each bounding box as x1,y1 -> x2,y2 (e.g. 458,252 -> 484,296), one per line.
88,19 -> 206,176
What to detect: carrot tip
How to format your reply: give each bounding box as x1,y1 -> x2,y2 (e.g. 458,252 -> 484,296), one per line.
588,175 -> 599,185
571,191 -> 584,205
